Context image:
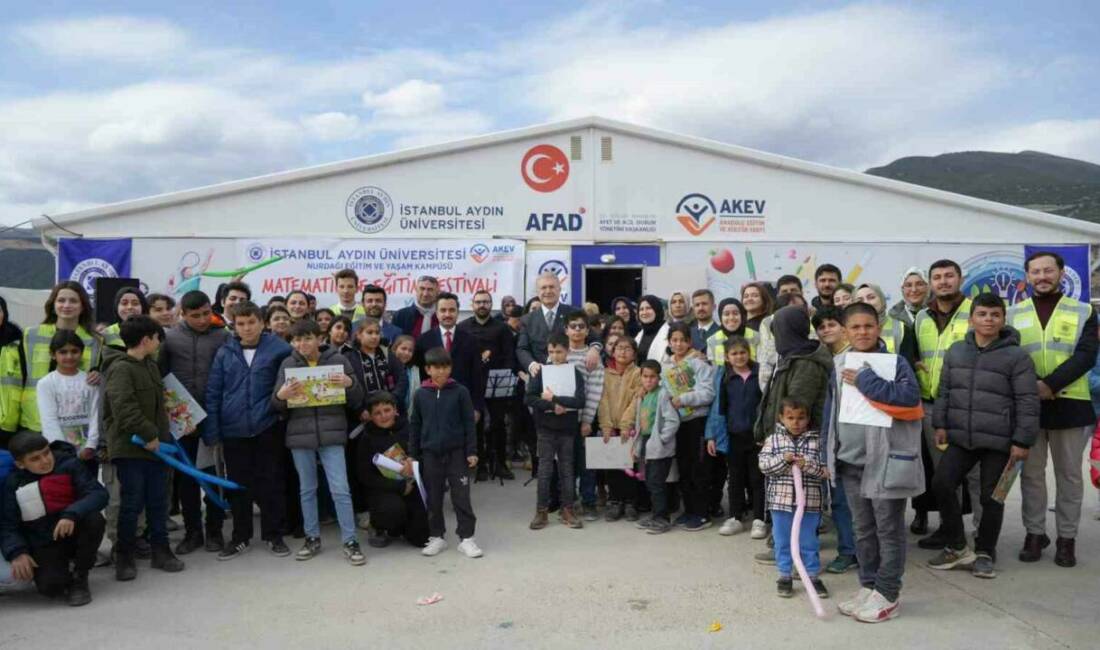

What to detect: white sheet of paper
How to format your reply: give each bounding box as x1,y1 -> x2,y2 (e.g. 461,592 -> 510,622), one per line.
839,352 -> 897,427
585,437 -> 634,469
540,364 -> 576,399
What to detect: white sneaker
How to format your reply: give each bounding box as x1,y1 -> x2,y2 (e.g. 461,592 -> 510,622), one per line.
719,517 -> 744,536
421,537 -> 448,557
838,587 -> 874,617
854,590 -> 899,623
457,538 -> 483,558
356,513 -> 371,530
750,519 -> 768,539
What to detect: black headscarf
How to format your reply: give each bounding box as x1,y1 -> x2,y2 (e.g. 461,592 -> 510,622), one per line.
113,286 -> 149,323
611,296 -> 640,336
771,305 -> 818,358
636,295 -> 666,360
0,295 -> 27,382
717,298 -> 747,338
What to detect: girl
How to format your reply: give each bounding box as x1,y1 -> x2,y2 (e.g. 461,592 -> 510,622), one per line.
668,292 -> 690,323
833,283 -> 855,308
741,282 -> 774,332
103,286 -> 148,347
706,298 -> 755,366
635,295 -> 670,363
36,330 -> 101,466
0,295 -> 25,448
390,335 -> 418,415
21,281 -> 102,433
598,337 -> 643,521
327,315 -> 353,349
705,337 -> 765,537
266,305 -> 293,341
611,297 -> 640,336
314,308 -> 335,335
662,322 -> 716,530
285,291 -> 312,322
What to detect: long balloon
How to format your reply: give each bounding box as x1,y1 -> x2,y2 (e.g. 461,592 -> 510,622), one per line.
130,435 -> 239,510
792,464 -> 827,619
200,256 -> 284,278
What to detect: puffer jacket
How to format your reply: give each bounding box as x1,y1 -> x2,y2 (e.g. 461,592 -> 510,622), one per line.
597,363 -> 640,433
932,327 -> 1039,452
102,346 -> 172,461
158,321 -> 229,409
635,387 -> 680,461
753,344 -> 833,443
203,333 -> 292,444
272,347 -> 363,450
704,363 -> 762,454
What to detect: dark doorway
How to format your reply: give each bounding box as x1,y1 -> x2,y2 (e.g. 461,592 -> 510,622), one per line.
585,266 -> 644,313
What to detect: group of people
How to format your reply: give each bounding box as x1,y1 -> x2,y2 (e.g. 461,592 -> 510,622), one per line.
0,254 -> 1097,624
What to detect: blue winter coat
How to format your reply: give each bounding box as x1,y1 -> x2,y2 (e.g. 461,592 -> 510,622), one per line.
203,333 -> 292,444
1088,350 -> 1100,418
704,363 -> 762,455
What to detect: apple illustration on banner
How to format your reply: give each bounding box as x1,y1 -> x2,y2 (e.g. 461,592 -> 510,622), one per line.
709,248 -> 735,274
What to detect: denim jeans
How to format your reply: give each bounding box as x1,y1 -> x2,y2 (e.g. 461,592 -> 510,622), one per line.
291,446 -> 356,544
772,510 -> 821,579
115,458 -> 170,550
839,461 -> 907,602
830,475 -> 857,557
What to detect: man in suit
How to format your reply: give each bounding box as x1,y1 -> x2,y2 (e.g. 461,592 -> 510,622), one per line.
392,275 -> 440,339
414,290 -> 485,418
517,273 -> 602,376
689,289 -> 719,353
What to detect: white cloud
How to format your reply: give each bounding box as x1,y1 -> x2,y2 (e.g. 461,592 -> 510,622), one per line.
362,80 -> 446,117
300,112 -> 362,141
13,16 -> 188,63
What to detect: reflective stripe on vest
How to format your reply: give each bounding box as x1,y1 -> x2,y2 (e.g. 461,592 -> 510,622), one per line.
915,299 -> 972,400
707,328 -> 757,366
0,343 -> 21,431
19,325 -> 99,431
881,316 -> 904,354
331,303 -> 367,326
1008,296 -> 1091,401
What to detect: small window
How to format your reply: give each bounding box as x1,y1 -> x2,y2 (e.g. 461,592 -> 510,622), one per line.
600,136 -> 613,161
570,135 -> 583,161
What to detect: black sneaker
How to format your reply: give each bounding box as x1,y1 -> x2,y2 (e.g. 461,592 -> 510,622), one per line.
810,578 -> 830,599
604,502 -> 625,522
134,536 -> 153,559
204,532 -> 225,553
777,577 -> 794,598
683,515 -> 713,532
217,540 -> 250,561
266,538 -> 291,557
296,536 -> 322,561
343,540 -> 366,566
971,553 -> 996,579
367,527 -> 391,549
624,504 -> 639,522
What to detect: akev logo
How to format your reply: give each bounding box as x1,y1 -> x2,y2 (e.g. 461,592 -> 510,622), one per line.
675,193 -> 717,236
521,144 -> 569,193
345,186 -> 394,234
469,243 -> 490,264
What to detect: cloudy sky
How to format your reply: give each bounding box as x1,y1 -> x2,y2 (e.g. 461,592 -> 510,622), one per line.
2,1 -> 1098,226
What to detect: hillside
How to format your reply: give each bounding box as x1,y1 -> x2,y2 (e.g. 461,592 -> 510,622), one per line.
866,150 -> 1100,223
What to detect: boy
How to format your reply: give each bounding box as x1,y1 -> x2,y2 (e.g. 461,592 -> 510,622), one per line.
147,293 -> 178,329
812,306 -> 848,355
525,333 -> 586,530
103,315 -> 185,581
205,302 -> 294,559
635,360 -> 680,534
825,303 -> 924,623
273,319 -> 365,565
409,347 -> 482,558
565,311 -> 604,519
159,290 -> 228,555
759,398 -> 829,599
0,433 -> 107,606
929,292 -> 1037,578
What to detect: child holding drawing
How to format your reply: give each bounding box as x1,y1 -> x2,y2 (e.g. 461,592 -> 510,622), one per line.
598,337 -> 642,522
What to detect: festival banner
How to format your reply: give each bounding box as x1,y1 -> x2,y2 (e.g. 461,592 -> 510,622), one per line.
57,238 -> 132,295
234,238 -> 526,308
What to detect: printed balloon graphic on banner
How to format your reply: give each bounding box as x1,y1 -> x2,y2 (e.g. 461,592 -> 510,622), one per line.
961,250 -> 1028,304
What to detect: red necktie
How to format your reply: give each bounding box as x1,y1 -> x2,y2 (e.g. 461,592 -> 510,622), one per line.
444,330 -> 453,352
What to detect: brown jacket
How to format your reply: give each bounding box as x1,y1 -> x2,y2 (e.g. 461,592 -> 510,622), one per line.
598,363 -> 641,433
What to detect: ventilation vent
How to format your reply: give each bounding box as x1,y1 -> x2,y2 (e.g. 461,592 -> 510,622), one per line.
600,136 -> 613,161
570,135 -> 583,160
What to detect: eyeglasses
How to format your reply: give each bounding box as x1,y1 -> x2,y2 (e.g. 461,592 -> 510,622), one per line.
567,323 -> 587,330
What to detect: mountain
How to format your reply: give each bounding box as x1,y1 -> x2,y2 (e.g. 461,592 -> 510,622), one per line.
0,228 -> 54,289
866,150 -> 1100,223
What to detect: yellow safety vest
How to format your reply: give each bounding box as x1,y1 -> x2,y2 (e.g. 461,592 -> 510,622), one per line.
331,303 -> 366,327
0,342 -> 22,431
103,322 -> 122,348
19,324 -> 101,431
1008,296 -> 1091,401
707,328 -> 758,366
881,316 -> 905,355
915,299 -> 972,400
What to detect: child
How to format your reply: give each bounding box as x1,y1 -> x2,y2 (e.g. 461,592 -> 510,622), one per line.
705,336 -> 765,537
273,319 -> 365,565
36,331 -> 100,466
635,360 -> 680,534
812,306 -> 848,355
101,286 -> 147,348
759,397 -> 829,599
391,334 -> 419,414
204,302 -> 294,560
147,293 -> 178,329
0,432 -> 107,606
598,337 -> 642,521
526,333 -> 586,530
355,391 -> 429,549
825,303 -> 924,623
328,315 -> 353,349
565,311 -> 604,519
409,347 -> 482,558
662,322 -> 716,531
929,292 -> 1037,578
102,315 -> 184,580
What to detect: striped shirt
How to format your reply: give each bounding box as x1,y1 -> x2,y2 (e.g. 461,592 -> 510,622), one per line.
567,347 -> 605,425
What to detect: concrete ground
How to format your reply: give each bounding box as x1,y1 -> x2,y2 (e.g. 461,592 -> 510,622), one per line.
2,460 -> 1098,650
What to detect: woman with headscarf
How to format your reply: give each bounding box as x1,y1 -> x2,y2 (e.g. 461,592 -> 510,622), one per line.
634,295 -> 670,363
0,295 -> 26,448
668,292 -> 690,324
102,286 -> 150,347
854,284 -> 917,365
888,267 -> 929,327
612,297 -> 640,336
706,298 -> 757,366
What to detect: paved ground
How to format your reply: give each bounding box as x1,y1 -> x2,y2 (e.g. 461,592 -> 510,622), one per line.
2,459 -> 1098,650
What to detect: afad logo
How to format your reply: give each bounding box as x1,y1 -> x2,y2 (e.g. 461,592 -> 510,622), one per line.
469,243 -> 491,264
521,144 -> 569,192
675,193 -> 716,236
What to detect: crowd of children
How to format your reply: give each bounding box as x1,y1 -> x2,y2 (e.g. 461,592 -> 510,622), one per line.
0,255 -> 1098,624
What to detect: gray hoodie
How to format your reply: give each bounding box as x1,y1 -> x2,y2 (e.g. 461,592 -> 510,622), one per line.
635,387 -> 680,461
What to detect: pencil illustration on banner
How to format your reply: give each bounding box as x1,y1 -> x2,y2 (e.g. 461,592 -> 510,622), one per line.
744,248 -> 757,280
847,250 -> 873,284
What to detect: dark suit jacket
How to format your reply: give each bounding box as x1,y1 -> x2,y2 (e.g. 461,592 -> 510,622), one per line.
516,303 -> 578,370
415,326 -> 485,410
691,321 -> 720,353
393,305 -> 438,339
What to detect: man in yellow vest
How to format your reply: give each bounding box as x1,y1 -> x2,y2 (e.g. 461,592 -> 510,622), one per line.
1010,251 -> 1098,568
332,269 -> 366,326
913,259 -> 981,545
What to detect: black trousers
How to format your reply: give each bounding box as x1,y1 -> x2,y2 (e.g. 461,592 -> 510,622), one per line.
366,487 -> 430,547
30,513 -> 105,596
675,418 -> 708,517
478,400 -> 510,472
645,457 -> 675,520
726,446 -> 765,521
223,429 -> 286,544
932,444 -> 1008,555
176,432 -> 225,537
345,432 -> 365,513
422,448 -> 477,539
537,432 -> 575,509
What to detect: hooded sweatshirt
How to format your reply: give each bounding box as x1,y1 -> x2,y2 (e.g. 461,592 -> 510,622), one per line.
753,307 -> 833,442
409,378 -> 476,457
356,416 -> 416,496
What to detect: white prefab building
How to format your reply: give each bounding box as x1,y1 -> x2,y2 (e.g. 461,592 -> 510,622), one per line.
34,116 -> 1100,310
